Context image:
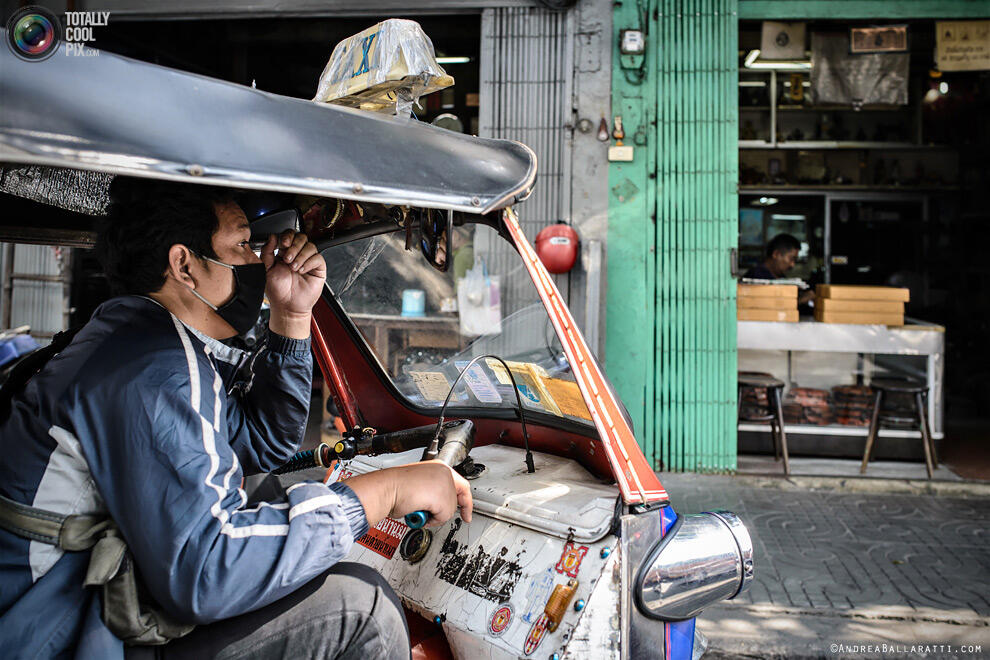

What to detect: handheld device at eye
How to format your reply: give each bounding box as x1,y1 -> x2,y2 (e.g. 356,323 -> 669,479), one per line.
248,209 -> 301,247
236,191 -> 301,247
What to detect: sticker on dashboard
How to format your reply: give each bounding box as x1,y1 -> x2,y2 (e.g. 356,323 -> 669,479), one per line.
356,516 -> 408,559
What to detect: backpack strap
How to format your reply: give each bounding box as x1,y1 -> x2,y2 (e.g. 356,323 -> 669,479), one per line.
0,325 -> 83,422
0,491 -> 112,551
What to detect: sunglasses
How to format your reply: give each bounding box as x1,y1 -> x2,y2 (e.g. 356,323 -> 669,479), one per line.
417,208 -> 451,272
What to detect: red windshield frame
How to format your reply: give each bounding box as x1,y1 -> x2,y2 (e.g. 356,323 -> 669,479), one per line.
307,208 -> 668,504
500,209 -> 667,505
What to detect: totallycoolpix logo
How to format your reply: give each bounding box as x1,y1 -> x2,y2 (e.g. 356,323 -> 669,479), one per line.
62,10 -> 108,56
6,6 -> 62,61
5,6 -> 108,60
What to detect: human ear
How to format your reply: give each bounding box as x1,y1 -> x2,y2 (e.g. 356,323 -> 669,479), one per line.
166,244 -> 197,288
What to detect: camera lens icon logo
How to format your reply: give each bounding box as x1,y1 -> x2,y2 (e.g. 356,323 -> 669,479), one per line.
6,6 -> 62,61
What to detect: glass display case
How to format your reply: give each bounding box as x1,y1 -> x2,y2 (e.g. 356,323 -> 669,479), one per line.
738,320 -> 944,442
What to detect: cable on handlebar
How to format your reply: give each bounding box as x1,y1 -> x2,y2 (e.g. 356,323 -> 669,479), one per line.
432,354 -> 535,474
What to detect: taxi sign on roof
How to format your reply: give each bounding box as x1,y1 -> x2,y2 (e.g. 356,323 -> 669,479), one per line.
313,19 -> 454,115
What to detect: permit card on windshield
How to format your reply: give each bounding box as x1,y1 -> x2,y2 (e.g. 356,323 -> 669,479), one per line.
483,361 -> 560,415
485,359 -> 512,385
454,361 -> 502,404
544,378 -> 592,421
408,370 -> 452,403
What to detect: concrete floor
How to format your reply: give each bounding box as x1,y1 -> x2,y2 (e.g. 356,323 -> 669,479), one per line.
737,454 -> 964,482
660,472 -> 990,660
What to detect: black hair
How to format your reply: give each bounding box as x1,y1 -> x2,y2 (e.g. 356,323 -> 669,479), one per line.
96,178 -> 235,295
766,233 -> 800,259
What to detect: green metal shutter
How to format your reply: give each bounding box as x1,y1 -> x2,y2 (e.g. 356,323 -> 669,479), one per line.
608,0 -> 738,472
478,7 -> 575,316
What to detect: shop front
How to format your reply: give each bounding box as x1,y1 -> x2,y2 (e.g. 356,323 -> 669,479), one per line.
734,10 -> 988,464
607,0 -> 989,472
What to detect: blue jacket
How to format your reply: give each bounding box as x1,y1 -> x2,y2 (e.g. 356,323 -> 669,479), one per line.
0,296 -> 368,659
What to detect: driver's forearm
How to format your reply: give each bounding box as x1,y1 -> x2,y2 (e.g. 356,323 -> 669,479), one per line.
269,309 -> 311,339
340,470 -> 398,529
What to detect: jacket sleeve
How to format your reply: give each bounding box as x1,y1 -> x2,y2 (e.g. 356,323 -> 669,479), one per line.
226,331 -> 314,474
75,337 -> 368,624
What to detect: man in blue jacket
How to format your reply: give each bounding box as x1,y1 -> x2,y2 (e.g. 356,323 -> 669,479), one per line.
0,180 -> 472,659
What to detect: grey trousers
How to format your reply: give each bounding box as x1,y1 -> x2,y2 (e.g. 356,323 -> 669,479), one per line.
127,562 -> 410,660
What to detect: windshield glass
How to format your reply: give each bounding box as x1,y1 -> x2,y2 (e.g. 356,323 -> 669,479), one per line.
322,222 -> 593,426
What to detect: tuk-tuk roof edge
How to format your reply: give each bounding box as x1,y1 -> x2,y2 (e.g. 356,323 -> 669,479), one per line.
0,41 -> 538,215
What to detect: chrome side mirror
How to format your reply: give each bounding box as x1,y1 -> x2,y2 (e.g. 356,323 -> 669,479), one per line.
635,510 -> 754,621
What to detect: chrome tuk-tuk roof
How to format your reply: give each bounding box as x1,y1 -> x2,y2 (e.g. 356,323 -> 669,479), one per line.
0,41 -> 536,214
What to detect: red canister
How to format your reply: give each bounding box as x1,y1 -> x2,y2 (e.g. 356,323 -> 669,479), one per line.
535,222 -> 579,274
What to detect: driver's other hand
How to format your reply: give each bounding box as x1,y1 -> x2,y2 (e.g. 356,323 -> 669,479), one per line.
390,461 -> 474,527
260,230 -> 326,316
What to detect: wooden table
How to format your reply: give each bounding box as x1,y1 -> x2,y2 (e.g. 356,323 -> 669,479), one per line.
350,313 -> 462,375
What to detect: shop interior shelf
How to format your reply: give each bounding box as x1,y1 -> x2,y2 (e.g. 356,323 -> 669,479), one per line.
739,184 -> 960,192
737,422 -> 940,439
740,105 -> 912,112
739,140 -> 953,150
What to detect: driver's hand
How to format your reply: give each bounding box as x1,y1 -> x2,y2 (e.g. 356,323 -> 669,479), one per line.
341,461 -> 474,530
389,461 -> 474,528
261,230 -> 326,317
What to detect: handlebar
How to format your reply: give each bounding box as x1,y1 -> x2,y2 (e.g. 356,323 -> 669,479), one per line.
404,419 -> 475,529
273,422 -> 454,476
273,420 -> 476,529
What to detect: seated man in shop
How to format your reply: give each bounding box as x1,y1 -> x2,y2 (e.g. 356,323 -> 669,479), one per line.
744,233 -> 814,304
0,179 -> 472,659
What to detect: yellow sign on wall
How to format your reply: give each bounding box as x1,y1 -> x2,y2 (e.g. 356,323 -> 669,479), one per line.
936,20 -> 990,72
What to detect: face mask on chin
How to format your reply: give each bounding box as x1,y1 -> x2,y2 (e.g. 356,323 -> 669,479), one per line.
187,253 -> 267,337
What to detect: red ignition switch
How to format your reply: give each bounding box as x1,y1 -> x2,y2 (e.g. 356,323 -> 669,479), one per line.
535,222 -> 579,274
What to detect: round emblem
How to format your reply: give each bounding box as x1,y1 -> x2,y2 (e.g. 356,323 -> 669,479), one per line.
489,604 -> 513,637
6,6 -> 62,62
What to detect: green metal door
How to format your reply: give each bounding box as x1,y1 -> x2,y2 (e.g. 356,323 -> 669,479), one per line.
607,0 -> 739,472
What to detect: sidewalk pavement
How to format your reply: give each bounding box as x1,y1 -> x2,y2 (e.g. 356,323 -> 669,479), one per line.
659,472 -> 990,660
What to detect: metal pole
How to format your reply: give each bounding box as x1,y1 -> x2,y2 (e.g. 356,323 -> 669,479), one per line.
824,193 -> 832,283
770,69 -> 777,147
2,243 -> 14,329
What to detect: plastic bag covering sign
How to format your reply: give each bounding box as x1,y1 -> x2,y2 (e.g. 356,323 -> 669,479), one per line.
937,21 -> 990,72
313,19 -> 454,114
812,32 -> 908,106
356,517 -> 408,559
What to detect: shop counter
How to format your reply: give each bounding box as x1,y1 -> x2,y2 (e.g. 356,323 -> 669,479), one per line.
737,319 -> 944,442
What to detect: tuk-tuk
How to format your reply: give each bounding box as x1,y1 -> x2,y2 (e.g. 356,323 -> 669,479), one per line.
0,22 -> 752,660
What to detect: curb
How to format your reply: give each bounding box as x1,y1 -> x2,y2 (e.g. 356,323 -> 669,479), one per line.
660,471 -> 990,498
729,474 -> 990,498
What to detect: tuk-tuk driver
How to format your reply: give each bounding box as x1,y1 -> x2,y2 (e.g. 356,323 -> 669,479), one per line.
0,180 -> 472,659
